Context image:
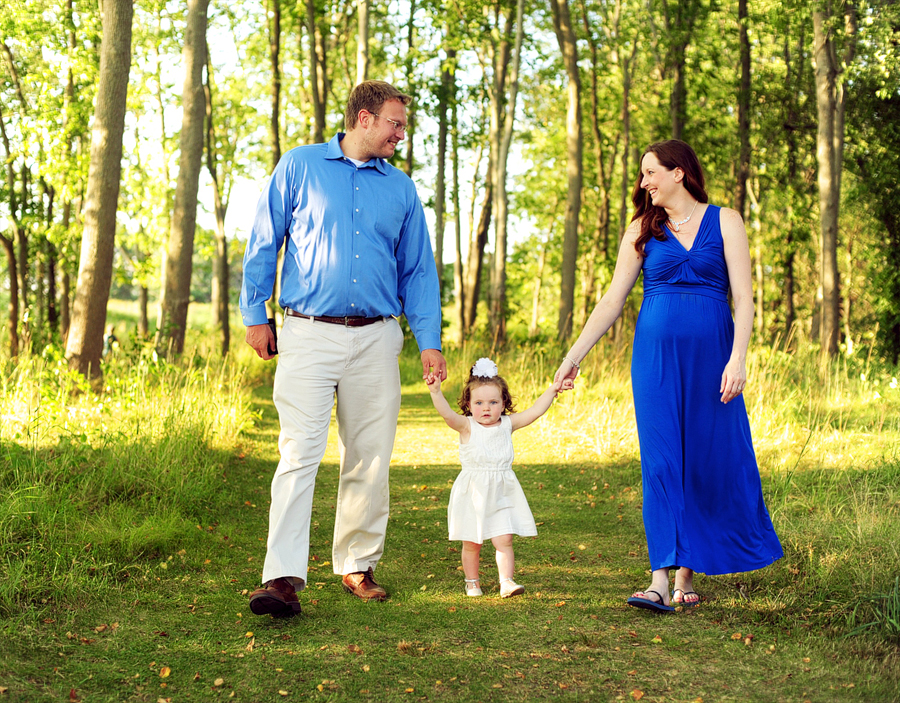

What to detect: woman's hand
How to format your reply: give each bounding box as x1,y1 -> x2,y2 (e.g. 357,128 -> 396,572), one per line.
554,358 -> 579,392
720,357 -> 747,404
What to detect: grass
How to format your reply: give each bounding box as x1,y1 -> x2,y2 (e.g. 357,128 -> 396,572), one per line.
1,321 -> 899,701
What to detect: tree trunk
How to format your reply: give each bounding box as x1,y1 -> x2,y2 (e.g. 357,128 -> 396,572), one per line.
306,0 -> 327,142
812,4 -> 856,359
138,286 -> 149,338
466,178 -> 492,333
268,0 -> 281,168
434,43 -> 452,299
65,0 -> 133,378
205,42 -> 231,355
490,0 -> 524,344
356,0 -> 369,84
734,0 -> 751,216
1,235 -> 18,356
155,0 -> 210,357
529,235 -> 548,337
450,82 -> 465,345
404,0 -> 417,176
551,0 -> 583,341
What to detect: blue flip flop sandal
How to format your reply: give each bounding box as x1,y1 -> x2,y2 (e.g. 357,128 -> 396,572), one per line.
627,589 -> 675,613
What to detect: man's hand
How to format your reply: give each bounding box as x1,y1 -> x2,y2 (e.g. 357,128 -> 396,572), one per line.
246,324 -> 276,360
421,349 -> 447,382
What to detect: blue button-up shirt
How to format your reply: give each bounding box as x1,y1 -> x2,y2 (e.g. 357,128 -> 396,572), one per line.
240,133 -> 442,351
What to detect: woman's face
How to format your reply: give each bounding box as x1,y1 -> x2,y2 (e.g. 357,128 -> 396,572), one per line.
640,152 -> 683,208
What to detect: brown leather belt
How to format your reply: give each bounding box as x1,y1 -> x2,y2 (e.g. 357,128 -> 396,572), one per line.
284,308 -> 384,327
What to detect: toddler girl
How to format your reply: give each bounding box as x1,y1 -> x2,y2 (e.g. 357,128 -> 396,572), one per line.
425,358 -> 565,597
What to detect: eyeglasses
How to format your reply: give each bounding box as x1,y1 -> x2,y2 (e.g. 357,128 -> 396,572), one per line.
369,112 -> 407,134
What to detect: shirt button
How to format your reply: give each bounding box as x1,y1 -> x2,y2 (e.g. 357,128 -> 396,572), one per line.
356,187 -> 359,191
351,303 -> 356,308
353,279 -> 357,283
355,254 -> 359,258
356,208 -> 359,212
356,231 -> 359,234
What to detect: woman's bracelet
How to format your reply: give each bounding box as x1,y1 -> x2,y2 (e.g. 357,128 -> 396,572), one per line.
564,356 -> 580,369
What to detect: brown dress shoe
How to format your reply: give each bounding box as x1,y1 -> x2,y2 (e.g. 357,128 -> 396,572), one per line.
342,567 -> 388,601
249,577 -> 302,617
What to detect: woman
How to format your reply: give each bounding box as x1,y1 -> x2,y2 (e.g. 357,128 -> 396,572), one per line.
555,140 -> 782,612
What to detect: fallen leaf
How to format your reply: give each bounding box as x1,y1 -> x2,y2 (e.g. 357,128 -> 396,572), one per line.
245,631 -> 254,638
214,678 -> 224,687
193,672 -> 201,681
317,684 -> 324,692
631,690 -> 644,700
94,624 -> 107,633
159,667 -> 171,678
348,644 -> 363,654
69,690 -> 78,702
803,657 -> 811,663
744,636 -> 753,646
278,691 -> 288,696
731,632 -> 742,640
556,601 -> 566,607
405,688 -> 414,693
448,607 -> 457,612
628,670 -> 637,676
362,665 -> 370,672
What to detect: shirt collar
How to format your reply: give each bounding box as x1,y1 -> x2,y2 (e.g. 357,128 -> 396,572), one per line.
325,133 -> 388,175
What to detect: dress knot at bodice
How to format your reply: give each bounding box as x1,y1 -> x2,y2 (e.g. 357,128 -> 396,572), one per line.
641,205 -> 731,300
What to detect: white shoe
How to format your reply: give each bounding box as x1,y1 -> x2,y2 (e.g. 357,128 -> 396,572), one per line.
500,578 -> 524,598
465,578 -> 483,597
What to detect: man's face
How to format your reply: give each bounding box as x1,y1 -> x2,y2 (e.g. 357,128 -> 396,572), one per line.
359,99 -> 407,160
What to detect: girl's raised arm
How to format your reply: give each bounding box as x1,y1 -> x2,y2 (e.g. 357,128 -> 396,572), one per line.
510,382 -> 561,432
426,375 -> 470,435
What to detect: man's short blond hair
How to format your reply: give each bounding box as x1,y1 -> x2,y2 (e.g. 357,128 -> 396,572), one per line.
345,81 -> 412,131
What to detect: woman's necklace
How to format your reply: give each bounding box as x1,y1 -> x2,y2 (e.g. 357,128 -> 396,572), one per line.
668,200 -> 698,232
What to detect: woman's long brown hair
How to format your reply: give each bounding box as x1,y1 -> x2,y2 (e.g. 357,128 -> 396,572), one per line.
631,140 -> 709,257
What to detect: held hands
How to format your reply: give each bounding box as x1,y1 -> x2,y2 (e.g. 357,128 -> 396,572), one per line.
720,357 -> 747,404
554,357 -> 579,392
421,349 -> 447,384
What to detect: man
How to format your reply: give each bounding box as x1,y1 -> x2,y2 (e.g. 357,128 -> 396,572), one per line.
241,80 -> 446,617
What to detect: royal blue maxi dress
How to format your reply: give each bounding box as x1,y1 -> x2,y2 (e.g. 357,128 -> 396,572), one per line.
631,205 -> 783,575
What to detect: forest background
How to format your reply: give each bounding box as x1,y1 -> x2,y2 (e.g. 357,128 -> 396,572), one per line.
1,0 -> 899,370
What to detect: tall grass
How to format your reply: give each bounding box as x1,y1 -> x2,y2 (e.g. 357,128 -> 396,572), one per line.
2,323 -> 898,650
0,342 -> 256,615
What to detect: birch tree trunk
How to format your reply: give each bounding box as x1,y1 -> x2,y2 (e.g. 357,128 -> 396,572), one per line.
155,0 -> 210,356
65,0 -> 133,377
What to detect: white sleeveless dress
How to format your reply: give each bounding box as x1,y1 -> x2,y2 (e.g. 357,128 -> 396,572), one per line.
447,416 -> 538,543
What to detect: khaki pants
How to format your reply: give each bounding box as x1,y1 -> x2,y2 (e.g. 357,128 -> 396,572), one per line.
262,315 -> 404,590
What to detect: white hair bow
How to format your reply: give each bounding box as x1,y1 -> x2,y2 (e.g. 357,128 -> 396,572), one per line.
471,358 -> 498,378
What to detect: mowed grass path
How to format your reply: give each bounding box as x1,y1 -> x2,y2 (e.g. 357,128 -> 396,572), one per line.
1,376 -> 894,702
